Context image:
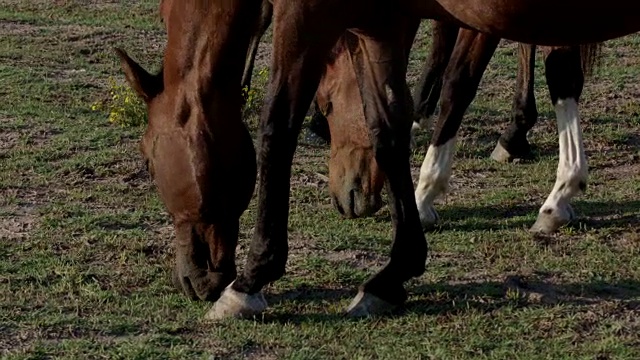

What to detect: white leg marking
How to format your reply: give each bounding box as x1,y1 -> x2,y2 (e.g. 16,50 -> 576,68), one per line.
531,98 -> 587,233
415,137 -> 456,229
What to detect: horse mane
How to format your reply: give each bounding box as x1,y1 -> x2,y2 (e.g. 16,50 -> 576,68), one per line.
326,31 -> 360,65
580,43 -> 602,77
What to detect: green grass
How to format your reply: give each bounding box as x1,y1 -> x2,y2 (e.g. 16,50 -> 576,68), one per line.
1,2 -> 639,359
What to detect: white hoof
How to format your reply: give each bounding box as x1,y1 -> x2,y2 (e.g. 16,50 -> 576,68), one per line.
204,283 -> 267,321
490,142 -> 513,163
346,291 -> 397,318
418,204 -> 439,231
530,204 -> 575,234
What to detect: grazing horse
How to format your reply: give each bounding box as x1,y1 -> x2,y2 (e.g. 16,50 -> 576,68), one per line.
317,33 -> 387,218
114,0 -> 260,301
116,0 -> 387,301
320,21 -> 545,222
208,0 -> 640,320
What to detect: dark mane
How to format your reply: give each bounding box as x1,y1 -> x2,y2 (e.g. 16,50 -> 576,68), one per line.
326,31 -> 359,65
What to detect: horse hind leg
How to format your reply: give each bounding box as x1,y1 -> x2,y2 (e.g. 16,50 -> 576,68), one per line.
411,20 -> 459,136
414,29 -> 500,230
492,43 -> 539,163
530,46 -> 587,234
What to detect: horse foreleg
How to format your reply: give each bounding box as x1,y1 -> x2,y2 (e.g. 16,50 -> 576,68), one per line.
414,30 -> 500,230
343,17 -> 427,317
206,2 -> 344,320
492,43 -> 539,162
530,46 -> 586,234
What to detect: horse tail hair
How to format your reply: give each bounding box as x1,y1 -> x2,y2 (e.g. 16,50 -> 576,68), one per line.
580,42 -> 603,78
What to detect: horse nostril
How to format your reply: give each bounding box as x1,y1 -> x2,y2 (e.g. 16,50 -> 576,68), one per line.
349,188 -> 356,217
332,194 -> 345,216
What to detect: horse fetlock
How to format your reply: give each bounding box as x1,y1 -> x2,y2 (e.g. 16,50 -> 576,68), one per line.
530,203 -> 575,234
205,283 -> 268,320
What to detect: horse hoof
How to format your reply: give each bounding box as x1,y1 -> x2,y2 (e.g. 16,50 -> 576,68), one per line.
418,205 -> 439,231
346,291 -> 398,318
490,142 -> 513,163
529,205 -> 575,234
204,283 -> 267,321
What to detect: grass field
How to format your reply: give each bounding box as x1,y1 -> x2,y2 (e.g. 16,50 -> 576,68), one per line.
1,1 -> 639,359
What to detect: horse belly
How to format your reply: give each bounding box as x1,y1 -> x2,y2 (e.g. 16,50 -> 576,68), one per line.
418,0 -> 640,45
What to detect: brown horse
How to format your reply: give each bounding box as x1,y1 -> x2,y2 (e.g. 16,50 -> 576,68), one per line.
207,0 -> 640,320
117,0 -> 391,303
317,34 -> 386,218
114,0 -> 260,302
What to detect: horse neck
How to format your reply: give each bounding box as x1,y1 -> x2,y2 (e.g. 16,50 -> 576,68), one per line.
161,0 -> 259,127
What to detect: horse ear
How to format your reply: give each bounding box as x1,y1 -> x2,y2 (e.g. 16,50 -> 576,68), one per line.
114,48 -> 163,101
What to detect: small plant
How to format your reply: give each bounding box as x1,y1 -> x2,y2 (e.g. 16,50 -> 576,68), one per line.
91,77 -> 147,127
94,67 -> 270,128
242,67 -> 269,118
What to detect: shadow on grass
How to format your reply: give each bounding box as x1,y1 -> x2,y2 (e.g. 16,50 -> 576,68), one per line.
258,277 -> 640,324
572,199 -> 640,230
267,285 -> 354,307
434,203 -> 539,232
408,277 -> 640,315
410,199 -> 639,233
